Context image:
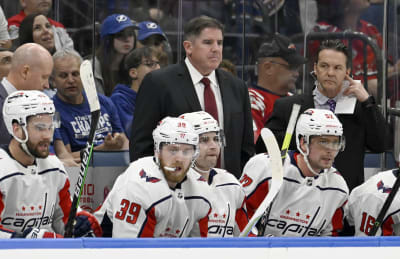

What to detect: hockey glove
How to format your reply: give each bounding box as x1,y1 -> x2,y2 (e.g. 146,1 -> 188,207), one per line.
12,227 -> 63,238
73,210 -> 103,237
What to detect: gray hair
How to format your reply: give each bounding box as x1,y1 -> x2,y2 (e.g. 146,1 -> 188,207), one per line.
52,48 -> 83,63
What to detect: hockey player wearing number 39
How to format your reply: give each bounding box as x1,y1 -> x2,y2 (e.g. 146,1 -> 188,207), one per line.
95,117 -> 213,237
0,90 -> 102,239
179,111 -> 249,237
240,108 -> 349,236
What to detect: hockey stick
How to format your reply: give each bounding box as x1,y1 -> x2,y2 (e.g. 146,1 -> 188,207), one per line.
239,128 -> 283,237
239,103 -> 301,237
64,60 -> 101,237
368,169 -> 400,236
256,103 -> 301,236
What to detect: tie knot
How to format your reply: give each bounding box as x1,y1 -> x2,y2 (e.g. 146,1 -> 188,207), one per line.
201,77 -> 210,87
326,99 -> 336,113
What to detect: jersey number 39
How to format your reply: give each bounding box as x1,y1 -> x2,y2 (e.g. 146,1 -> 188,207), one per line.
115,199 -> 141,224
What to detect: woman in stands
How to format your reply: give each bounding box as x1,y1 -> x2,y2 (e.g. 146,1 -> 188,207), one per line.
19,13 -> 73,55
93,14 -> 137,96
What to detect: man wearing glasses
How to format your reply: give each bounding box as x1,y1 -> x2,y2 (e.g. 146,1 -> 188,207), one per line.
260,39 -> 392,192
249,33 -> 306,143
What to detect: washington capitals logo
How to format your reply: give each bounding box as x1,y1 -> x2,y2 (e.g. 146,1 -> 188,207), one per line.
139,169 -> 161,183
377,180 -> 392,193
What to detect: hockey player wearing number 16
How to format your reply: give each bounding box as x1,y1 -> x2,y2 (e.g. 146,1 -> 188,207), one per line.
95,117 -> 213,237
179,111 -> 249,237
0,90 -> 102,238
240,108 -> 349,236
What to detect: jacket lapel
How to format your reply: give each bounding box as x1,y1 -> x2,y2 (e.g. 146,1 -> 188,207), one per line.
215,69 -> 231,127
177,63 -> 202,111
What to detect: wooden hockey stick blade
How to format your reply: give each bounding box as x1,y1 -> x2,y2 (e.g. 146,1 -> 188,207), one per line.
80,60 -> 100,113
64,61 -> 101,237
281,103 -> 301,161
369,169 -> 400,236
239,128 -> 283,237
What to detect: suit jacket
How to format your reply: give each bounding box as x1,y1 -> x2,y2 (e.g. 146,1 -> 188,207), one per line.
129,63 -> 255,178
257,93 -> 392,191
0,82 -> 11,145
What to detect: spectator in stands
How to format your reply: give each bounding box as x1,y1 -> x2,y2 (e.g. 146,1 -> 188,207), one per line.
52,49 -> 128,162
0,50 -> 13,79
110,46 -> 160,138
311,0 -> 400,99
261,39 -> 392,191
0,43 -> 52,145
0,6 -> 11,50
94,14 -> 137,96
7,0 -> 73,50
130,15 -> 254,179
218,59 -> 237,76
19,13 -> 56,54
137,21 -> 172,66
249,33 -> 306,143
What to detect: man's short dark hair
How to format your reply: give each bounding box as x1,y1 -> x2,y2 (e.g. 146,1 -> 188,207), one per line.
316,39 -> 350,68
184,16 -> 224,41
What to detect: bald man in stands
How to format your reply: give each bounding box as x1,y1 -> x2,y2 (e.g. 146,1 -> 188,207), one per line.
0,42 -> 53,144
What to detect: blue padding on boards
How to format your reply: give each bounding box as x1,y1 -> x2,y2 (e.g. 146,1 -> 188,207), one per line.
1,237 -> 400,249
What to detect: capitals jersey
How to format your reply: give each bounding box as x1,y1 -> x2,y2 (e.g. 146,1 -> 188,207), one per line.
204,168 -> 248,237
0,147 -> 71,238
95,157 -> 213,238
239,151 -> 349,237
345,169 -> 400,236
248,86 -> 287,143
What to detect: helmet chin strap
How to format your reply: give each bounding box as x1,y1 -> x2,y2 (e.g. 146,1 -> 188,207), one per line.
15,126 -> 35,159
193,161 -> 211,174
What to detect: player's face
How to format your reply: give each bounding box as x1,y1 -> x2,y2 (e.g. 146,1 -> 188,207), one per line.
306,135 -> 341,171
113,28 -> 135,55
195,132 -> 221,171
159,143 -> 196,187
53,56 -> 83,103
314,49 -> 350,98
184,27 -> 223,76
22,0 -> 52,15
25,114 -> 54,158
32,15 -> 55,53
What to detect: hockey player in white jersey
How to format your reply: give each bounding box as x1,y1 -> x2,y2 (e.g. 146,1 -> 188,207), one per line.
240,108 -> 349,236
179,111 -> 248,237
0,90 -> 102,238
95,116 -> 213,237
345,169 -> 400,236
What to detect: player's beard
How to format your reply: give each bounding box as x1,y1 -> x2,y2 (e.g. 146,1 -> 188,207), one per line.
26,139 -> 51,158
160,158 -> 191,186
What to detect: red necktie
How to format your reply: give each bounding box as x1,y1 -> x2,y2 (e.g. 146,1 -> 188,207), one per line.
201,77 -> 221,168
201,77 -> 219,122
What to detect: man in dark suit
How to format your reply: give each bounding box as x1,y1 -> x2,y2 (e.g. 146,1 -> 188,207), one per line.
130,16 -> 254,178
258,39 -> 392,191
0,43 -> 53,145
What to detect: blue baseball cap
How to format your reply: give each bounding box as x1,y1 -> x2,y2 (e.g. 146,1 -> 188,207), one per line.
100,14 -> 138,39
138,21 -> 167,41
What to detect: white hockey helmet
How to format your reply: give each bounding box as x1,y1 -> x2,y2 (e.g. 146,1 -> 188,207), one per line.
3,90 -> 55,142
179,111 -> 225,146
296,108 -> 344,153
153,116 -> 199,155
